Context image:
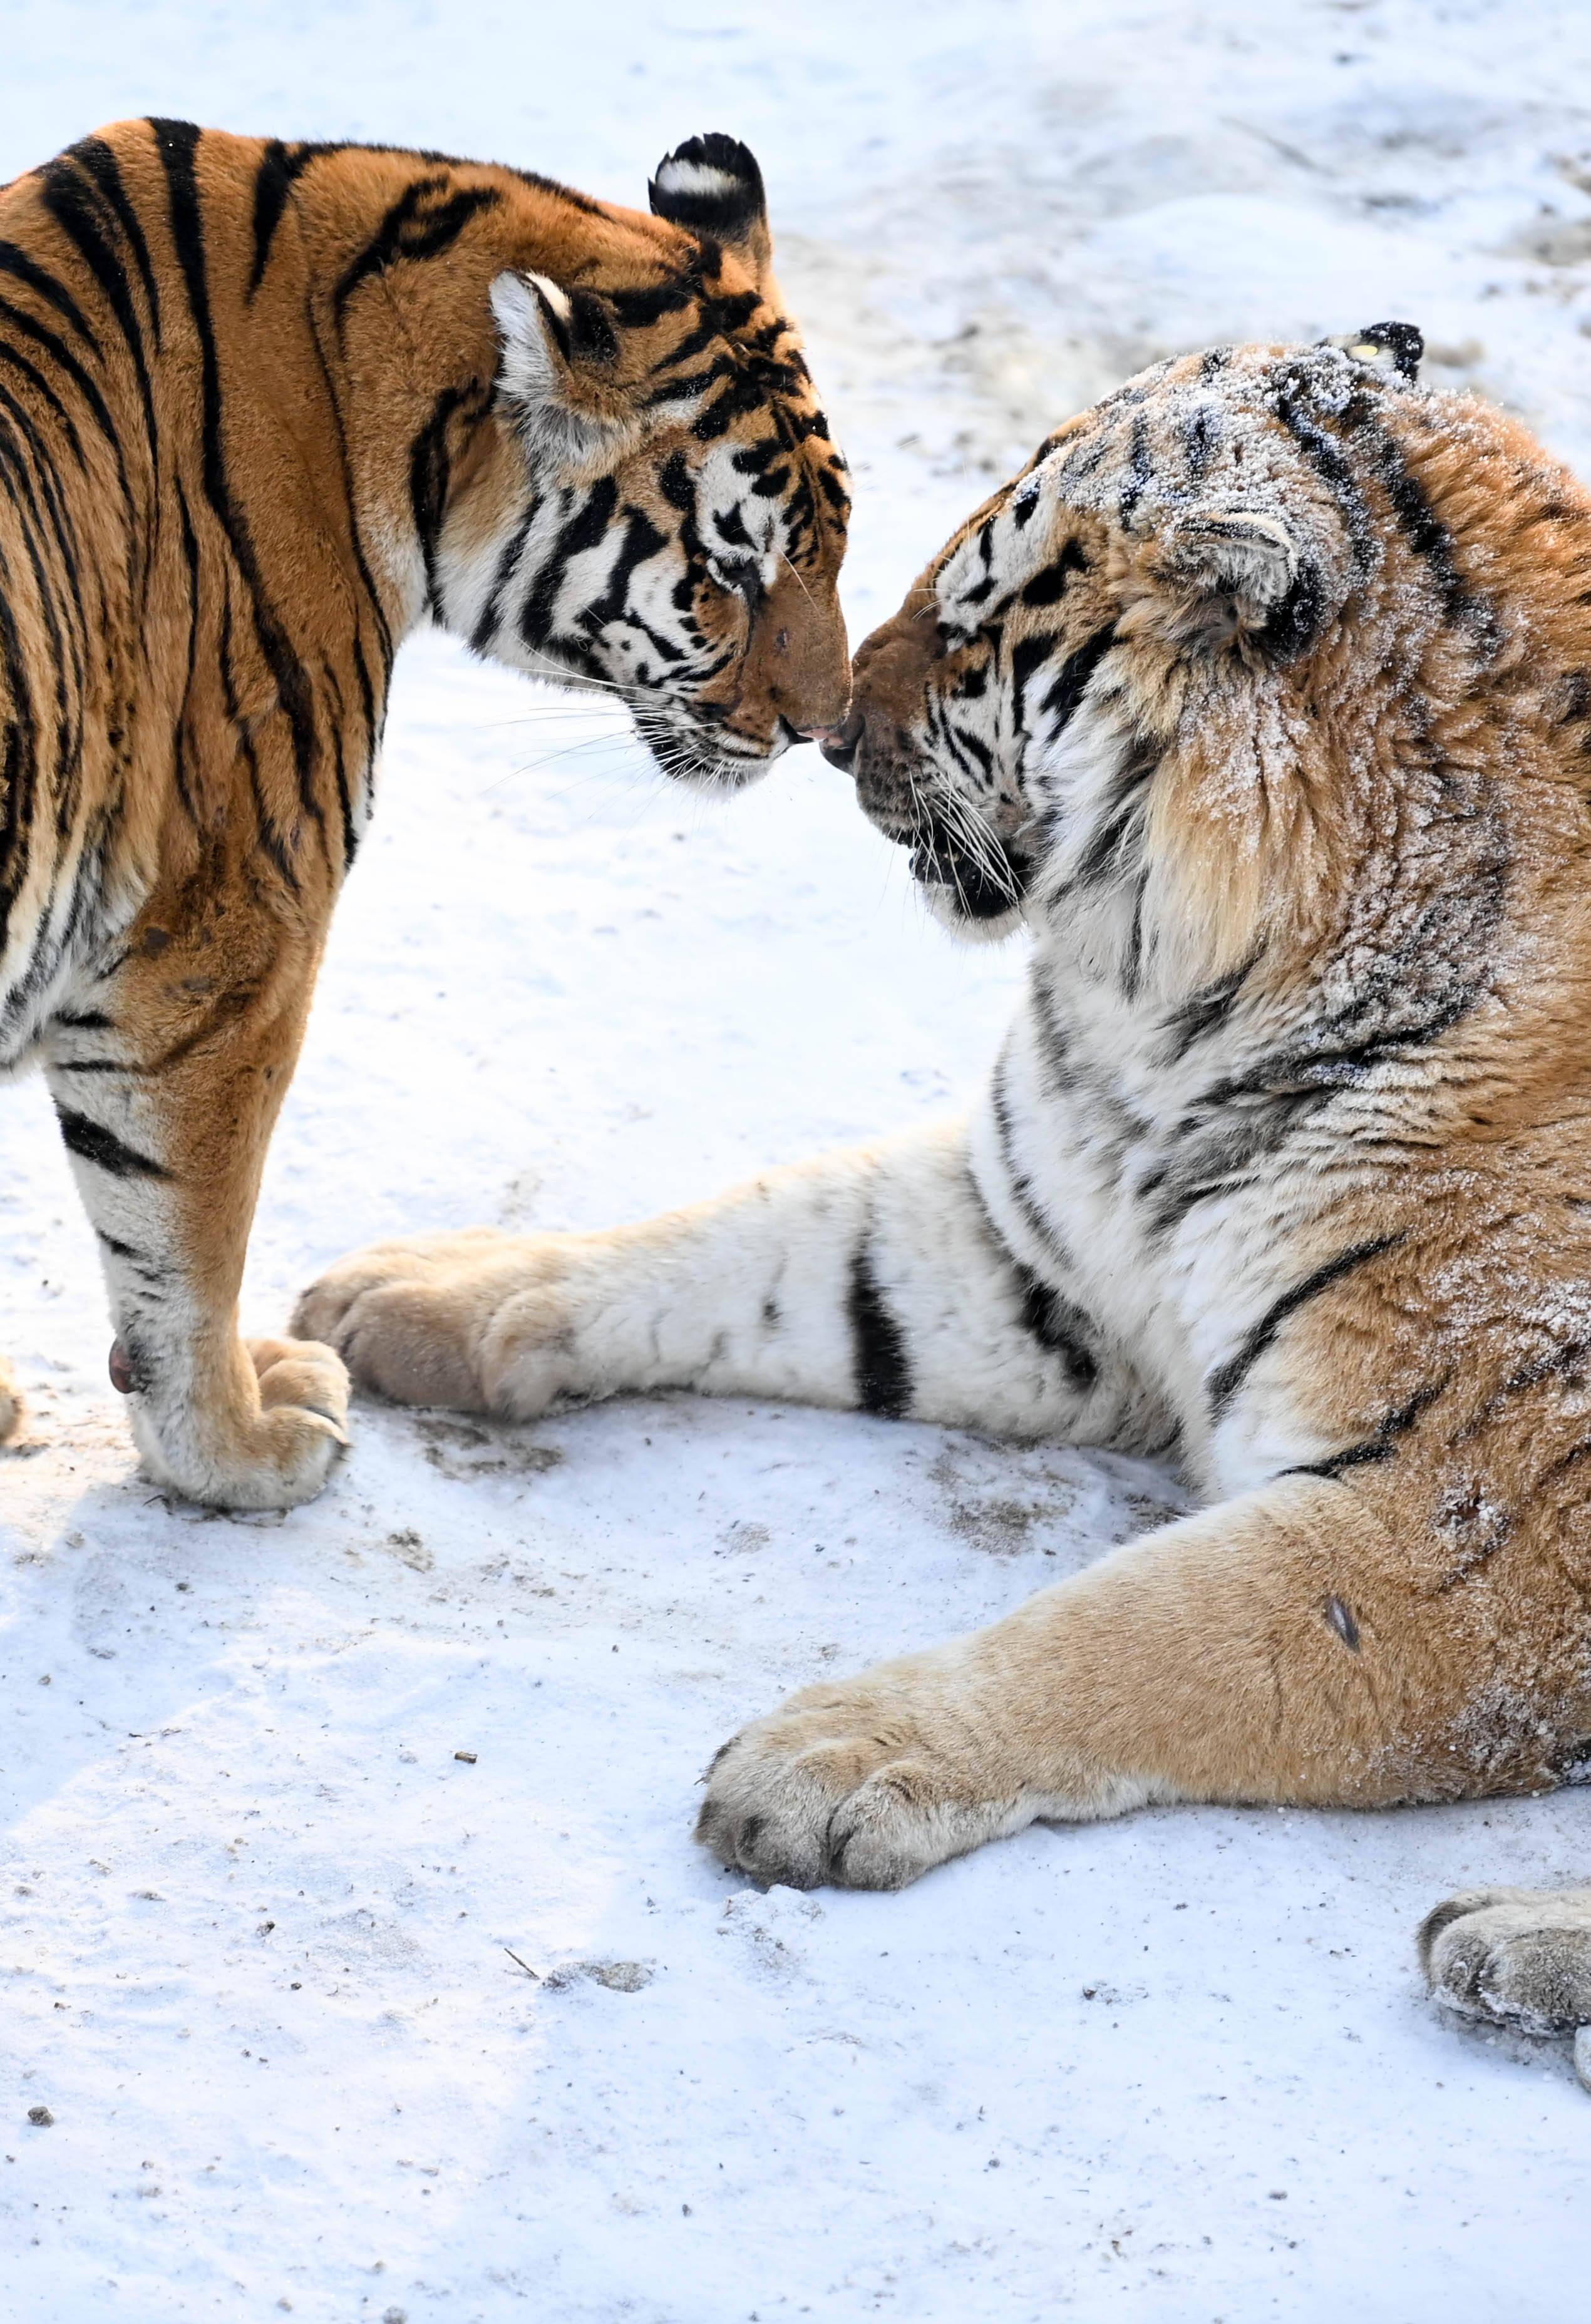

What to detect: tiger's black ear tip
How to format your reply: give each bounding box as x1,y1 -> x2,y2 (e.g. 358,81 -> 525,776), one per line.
649,131 -> 768,240
1356,320 -> 1424,380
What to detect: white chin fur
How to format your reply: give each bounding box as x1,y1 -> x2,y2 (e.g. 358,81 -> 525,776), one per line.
921,884 -> 1027,946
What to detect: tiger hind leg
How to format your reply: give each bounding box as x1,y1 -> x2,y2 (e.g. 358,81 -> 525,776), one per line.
294,1121 -> 1165,1449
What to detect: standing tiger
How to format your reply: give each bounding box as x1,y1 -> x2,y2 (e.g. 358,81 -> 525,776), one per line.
0,120 -> 850,1509
303,327 -> 1591,2045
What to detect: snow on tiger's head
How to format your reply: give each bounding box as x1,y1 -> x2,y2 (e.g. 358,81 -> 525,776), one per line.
820,325 -> 1579,976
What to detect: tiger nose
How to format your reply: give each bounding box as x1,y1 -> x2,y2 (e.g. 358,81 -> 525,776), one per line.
812,706 -> 864,772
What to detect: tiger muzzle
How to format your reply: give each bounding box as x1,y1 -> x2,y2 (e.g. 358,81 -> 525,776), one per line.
820,613 -> 1029,922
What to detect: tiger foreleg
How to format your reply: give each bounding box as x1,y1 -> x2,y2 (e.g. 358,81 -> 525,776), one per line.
296,1119 -> 1157,1443
697,1472 -> 1591,1890
45,905 -> 349,1511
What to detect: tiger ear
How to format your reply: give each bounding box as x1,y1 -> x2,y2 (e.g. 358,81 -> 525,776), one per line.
489,270 -> 636,471
1151,508 -> 1322,657
1332,319 -> 1424,381
649,133 -> 773,292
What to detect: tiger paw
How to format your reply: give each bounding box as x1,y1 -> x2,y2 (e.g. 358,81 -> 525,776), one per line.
1419,1886 -> 1591,2035
294,1230 -> 569,1414
695,1654 -> 1045,1893
129,1335 -> 350,1511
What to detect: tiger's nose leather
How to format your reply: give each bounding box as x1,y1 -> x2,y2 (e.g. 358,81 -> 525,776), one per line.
816,706 -> 864,768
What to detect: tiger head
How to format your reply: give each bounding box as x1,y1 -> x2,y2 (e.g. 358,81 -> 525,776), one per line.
820,325 -> 1436,942
440,136 -> 852,790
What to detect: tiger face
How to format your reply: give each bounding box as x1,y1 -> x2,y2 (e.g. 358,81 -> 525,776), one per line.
822,327 -> 1425,934
439,138 -> 852,789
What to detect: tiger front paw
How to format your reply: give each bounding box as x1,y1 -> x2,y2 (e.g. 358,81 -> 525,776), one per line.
695,1653 -> 1049,1893
129,1335 -> 350,1511
1419,1886 -> 1591,2035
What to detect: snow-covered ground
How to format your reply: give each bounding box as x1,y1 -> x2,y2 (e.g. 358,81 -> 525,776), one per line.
4,3 -> 1591,2316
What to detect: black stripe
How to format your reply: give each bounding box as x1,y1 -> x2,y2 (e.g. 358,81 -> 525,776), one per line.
848,1237 -> 912,1419
520,478 -> 620,647
1035,620 -> 1116,730
0,326 -> 87,465
0,290 -> 140,597
321,657 -> 358,867
584,505 -> 669,630
0,538 -> 42,949
470,500 -> 539,652
1068,742 -> 1158,890
1161,947 -> 1264,1062
300,270 -> 395,699
1009,1257 -> 1098,1392
152,119 -> 327,846
0,400 -> 82,808
171,477 -> 203,824
249,139 -> 351,296
68,138 -> 163,347
39,152 -> 161,469
334,176 -> 501,326
216,568 -> 297,892
55,1104 -> 168,1179
1282,1374 -> 1448,1479
991,1051 -> 1074,1263
96,1230 -> 154,1263
1272,378 -> 1376,582
1207,1233 -> 1405,1420
408,383 -> 490,614
1019,538 -> 1088,608
0,242 -> 102,354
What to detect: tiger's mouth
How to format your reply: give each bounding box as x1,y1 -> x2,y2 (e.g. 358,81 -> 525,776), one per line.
816,716 -> 1030,927
632,707 -> 793,793
905,818 -> 1031,922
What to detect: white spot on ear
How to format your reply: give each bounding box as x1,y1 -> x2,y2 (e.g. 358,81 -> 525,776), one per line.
652,157 -> 743,201
524,270 -> 572,323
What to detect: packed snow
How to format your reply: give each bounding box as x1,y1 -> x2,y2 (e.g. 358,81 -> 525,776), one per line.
4,3 -> 1591,2316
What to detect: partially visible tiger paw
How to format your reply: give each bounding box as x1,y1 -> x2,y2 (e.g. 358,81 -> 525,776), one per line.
0,1355 -> 23,1444
130,1334 -> 351,1512
294,1230 -> 570,1414
1419,1886 -> 1591,2034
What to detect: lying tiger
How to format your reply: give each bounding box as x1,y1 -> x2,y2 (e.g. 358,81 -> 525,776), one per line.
0,120 -> 849,1507
303,326 -> 1591,2044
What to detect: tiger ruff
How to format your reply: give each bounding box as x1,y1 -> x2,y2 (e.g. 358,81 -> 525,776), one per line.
302,331 -> 1591,1940
0,121 -> 850,1506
